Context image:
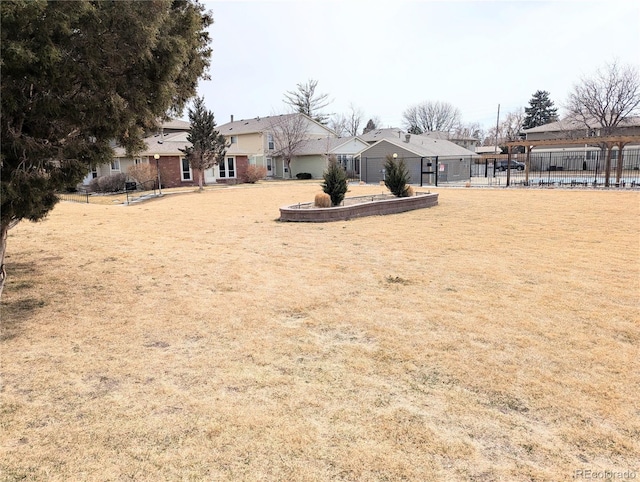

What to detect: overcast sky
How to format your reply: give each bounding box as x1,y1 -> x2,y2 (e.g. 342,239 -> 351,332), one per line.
194,0 -> 640,132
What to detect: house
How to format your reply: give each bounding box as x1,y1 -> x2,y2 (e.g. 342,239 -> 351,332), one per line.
421,131 -> 479,151
357,129 -> 479,184
291,136 -> 369,178
522,116 -> 640,142
82,119 -> 193,187
520,117 -> 640,171
217,113 -> 339,179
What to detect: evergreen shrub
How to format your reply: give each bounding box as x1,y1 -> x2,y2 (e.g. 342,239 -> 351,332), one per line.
322,156 -> 348,206
384,155 -> 411,197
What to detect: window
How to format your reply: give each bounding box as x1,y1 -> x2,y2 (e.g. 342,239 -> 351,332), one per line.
110,159 -> 120,171
91,168 -> 98,179
134,158 -> 143,165
181,158 -> 192,181
267,134 -> 274,150
219,157 -> 236,178
230,136 -> 238,144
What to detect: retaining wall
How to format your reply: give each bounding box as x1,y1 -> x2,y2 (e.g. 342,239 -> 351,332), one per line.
279,192 -> 438,222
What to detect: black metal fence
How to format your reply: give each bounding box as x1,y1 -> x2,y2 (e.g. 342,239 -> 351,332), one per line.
57,179 -> 158,204
473,148 -> 640,187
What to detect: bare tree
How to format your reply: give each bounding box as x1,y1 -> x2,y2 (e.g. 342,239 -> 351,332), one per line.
482,109 -> 524,149
452,122 -> 484,142
283,79 -> 331,124
269,114 -> 309,179
329,113 -> 349,137
402,101 -> 461,134
566,61 -> 640,185
329,103 -> 364,137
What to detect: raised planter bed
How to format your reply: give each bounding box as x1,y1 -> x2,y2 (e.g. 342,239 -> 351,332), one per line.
279,192 -> 438,222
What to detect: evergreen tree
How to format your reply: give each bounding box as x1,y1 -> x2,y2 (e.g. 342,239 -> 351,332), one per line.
322,156 -> 348,206
363,118 -> 377,134
384,155 -> 411,197
181,97 -> 227,191
523,90 -> 559,129
0,0 -> 213,296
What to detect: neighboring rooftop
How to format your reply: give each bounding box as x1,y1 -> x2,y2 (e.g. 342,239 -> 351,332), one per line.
218,113 -> 301,135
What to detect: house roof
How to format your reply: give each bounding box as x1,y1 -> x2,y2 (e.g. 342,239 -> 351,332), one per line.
360,128 -> 405,143
421,131 -> 478,142
113,130 -> 190,157
359,128 -> 478,157
217,112 -> 336,136
523,116 -> 640,133
360,136 -> 479,158
160,118 -> 191,131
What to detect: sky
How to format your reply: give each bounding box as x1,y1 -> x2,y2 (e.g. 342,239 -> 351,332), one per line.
194,0 -> 640,132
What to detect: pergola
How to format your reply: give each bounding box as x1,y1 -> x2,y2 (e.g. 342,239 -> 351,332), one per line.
502,135 -> 640,186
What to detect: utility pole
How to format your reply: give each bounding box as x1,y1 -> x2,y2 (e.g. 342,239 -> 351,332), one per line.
494,104 -> 500,155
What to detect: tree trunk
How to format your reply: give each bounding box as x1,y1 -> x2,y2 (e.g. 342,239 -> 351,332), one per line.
199,170 -> 204,191
0,222 -> 10,299
616,142 -> 625,185
287,159 -> 292,179
604,145 -> 612,187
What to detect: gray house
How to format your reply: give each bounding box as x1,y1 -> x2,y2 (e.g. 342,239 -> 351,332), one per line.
357,129 -> 479,184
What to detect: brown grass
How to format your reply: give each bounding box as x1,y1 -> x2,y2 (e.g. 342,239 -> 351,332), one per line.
1,182 -> 639,481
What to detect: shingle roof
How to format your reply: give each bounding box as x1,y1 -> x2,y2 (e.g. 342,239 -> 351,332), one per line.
113,130 -> 190,157
360,128 -> 405,143
362,136 -> 479,158
359,128 -> 478,157
218,113 -> 301,135
523,116 -> 640,133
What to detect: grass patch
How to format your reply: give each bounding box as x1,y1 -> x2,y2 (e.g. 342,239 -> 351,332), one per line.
1,183 -> 638,480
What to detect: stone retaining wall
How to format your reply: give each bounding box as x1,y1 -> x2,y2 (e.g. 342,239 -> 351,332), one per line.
279,192 -> 438,222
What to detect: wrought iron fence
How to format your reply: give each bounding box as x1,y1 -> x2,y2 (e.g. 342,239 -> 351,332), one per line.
473,148 -> 640,187
57,179 -> 159,204
57,191 -> 90,203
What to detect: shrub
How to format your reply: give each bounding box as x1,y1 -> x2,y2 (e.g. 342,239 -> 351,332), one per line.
322,156 -> 348,206
95,173 -> 126,193
87,177 -> 100,192
384,155 -> 411,197
243,165 -> 267,183
405,185 -> 415,196
296,172 -> 312,179
314,192 -> 331,208
127,164 -> 156,186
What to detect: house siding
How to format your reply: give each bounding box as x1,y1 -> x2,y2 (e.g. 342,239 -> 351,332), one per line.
292,155 -> 327,179
359,141 -> 472,184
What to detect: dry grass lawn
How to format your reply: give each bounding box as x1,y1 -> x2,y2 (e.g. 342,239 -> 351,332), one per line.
1,182 -> 639,481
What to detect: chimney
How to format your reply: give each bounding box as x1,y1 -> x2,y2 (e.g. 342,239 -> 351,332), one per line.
405,134 -> 411,143
230,114 -> 234,122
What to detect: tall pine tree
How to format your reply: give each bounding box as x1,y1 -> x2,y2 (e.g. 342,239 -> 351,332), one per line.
523,90 -> 559,129
181,97 -> 227,191
0,0 -> 213,297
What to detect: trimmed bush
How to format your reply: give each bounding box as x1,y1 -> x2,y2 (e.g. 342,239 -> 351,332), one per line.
243,165 -> 267,184
296,172 -> 312,179
92,173 -> 126,193
314,192 -> 331,208
322,156 -> 348,206
384,155 -> 411,197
